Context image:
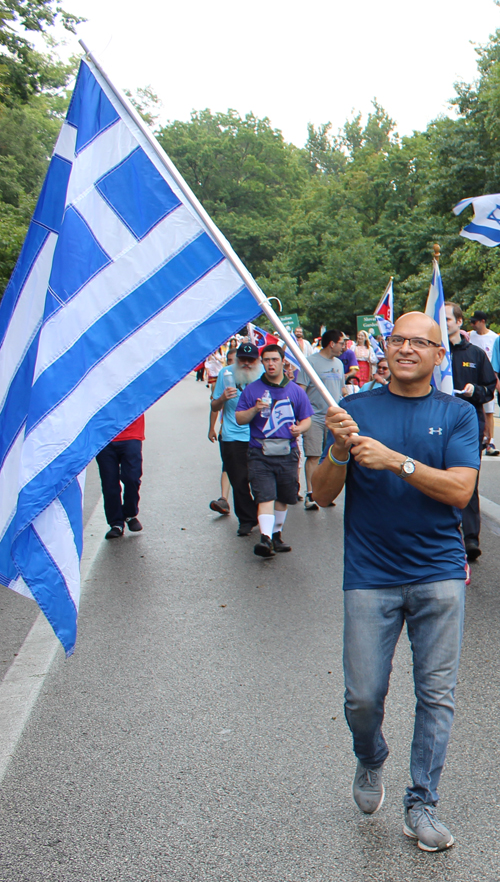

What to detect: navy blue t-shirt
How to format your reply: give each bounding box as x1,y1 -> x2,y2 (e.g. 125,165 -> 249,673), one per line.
322,385 -> 480,589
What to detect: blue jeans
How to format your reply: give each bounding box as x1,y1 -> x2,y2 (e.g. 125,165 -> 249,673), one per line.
343,580 -> 465,806
96,440 -> 143,528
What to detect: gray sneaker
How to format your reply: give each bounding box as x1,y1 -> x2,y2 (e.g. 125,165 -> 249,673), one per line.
403,803 -> 454,852
352,760 -> 385,814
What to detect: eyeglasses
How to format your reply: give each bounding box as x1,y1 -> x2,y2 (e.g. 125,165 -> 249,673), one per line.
385,335 -> 441,350
377,366 -> 389,371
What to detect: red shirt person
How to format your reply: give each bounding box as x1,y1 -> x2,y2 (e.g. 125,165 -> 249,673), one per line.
96,415 -> 145,539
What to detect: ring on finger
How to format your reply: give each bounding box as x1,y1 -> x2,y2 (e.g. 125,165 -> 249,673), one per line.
340,421 -> 344,427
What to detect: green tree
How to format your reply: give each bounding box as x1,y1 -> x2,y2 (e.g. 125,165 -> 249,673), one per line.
0,1 -> 82,104
156,109 -> 307,279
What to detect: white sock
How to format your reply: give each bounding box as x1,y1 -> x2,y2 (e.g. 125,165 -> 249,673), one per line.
258,514 -> 275,538
273,510 -> 287,533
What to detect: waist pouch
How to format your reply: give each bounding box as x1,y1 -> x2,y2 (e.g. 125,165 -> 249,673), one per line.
261,438 -> 291,456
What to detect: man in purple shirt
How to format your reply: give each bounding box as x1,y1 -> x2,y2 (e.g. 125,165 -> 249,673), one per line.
339,336 -> 359,382
236,344 -> 313,557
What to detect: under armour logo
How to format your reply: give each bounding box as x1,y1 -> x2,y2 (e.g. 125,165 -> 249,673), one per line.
429,427 -> 442,435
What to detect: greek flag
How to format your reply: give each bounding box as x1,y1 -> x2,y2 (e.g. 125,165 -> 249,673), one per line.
424,260 -> 453,395
453,194 -> 500,247
0,57 -> 261,656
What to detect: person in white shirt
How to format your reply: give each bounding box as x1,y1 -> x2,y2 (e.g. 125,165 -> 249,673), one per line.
469,310 -> 499,456
295,327 -> 313,357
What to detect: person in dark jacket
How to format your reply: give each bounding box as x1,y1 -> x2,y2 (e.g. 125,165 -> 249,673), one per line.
445,302 -> 497,560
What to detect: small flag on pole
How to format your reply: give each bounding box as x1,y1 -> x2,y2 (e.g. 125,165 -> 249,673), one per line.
453,194 -> 500,247
424,260 -> 453,395
374,278 -> 394,323
247,323 -> 279,349
0,56 -> 262,655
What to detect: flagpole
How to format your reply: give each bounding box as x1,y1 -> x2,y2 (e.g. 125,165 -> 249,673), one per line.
78,41 -> 338,409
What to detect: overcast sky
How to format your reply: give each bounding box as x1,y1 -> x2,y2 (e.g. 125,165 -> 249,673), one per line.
61,0 -> 500,146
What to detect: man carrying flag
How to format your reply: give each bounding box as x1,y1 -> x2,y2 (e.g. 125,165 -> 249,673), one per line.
313,311 -> 479,852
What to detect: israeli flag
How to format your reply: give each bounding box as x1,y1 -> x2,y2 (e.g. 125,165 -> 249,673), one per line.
375,316 -> 394,337
368,334 -> 385,360
453,194 -> 500,247
424,260 -> 453,395
283,333 -> 302,371
263,400 -> 295,436
0,57 -> 261,655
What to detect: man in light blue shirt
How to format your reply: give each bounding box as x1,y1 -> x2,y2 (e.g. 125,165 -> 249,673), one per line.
210,343 -> 262,536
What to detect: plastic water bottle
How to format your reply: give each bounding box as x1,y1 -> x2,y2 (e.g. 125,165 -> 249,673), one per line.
260,389 -> 272,417
223,369 -> 235,389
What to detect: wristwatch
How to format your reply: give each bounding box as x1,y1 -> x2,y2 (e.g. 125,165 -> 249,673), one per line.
399,456 -> 415,478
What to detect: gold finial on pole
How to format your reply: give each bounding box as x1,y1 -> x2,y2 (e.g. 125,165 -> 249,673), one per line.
433,243 -> 441,262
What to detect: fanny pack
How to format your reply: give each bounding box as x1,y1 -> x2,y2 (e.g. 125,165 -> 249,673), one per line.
261,438 -> 291,456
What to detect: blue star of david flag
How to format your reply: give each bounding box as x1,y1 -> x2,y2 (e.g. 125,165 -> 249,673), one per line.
424,259 -> 453,396
0,57 -> 261,655
453,193 -> 500,247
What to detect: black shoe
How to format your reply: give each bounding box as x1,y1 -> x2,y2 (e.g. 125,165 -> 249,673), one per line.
105,525 -> 124,539
126,517 -> 143,532
272,531 -> 292,552
210,497 -> 230,515
254,534 -> 275,557
237,522 -> 257,536
465,540 -> 481,562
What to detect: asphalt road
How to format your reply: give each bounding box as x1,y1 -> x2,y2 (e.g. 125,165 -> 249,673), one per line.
1,377 -> 500,881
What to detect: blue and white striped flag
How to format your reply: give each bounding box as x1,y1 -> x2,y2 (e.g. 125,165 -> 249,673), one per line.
368,334 -> 385,360
424,259 -> 453,395
375,315 -> 394,337
0,57 -> 261,655
453,194 -> 500,247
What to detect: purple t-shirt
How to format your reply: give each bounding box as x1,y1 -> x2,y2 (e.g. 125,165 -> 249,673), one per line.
236,379 -> 314,449
339,348 -> 358,372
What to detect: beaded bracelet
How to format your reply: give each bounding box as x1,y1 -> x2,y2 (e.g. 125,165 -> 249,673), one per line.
328,445 -> 350,467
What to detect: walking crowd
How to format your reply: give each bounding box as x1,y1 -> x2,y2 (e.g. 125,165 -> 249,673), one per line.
93,306 -> 500,855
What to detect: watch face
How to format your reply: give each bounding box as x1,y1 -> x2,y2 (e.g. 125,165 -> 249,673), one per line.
403,460 -> 415,475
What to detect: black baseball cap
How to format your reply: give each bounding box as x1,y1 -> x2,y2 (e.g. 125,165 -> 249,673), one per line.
470,310 -> 487,323
236,342 -> 259,360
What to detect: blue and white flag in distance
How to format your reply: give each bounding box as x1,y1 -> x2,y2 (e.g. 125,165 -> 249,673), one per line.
0,57 -> 261,656
375,315 -> 394,337
424,259 -> 453,396
453,194 -> 500,247
368,334 -> 385,360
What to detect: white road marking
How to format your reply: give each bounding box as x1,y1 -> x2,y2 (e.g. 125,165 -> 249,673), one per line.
0,499 -> 107,785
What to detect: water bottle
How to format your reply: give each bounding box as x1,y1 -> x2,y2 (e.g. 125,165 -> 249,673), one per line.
223,369 -> 235,390
260,389 -> 272,418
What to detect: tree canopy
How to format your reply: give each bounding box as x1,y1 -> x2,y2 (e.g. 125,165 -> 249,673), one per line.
4,19 -> 500,336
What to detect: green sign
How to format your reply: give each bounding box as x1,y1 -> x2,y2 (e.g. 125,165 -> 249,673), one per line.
357,314 -> 379,336
280,313 -> 300,333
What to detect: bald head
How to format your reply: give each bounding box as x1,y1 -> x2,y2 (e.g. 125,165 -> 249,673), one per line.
392,312 -> 442,345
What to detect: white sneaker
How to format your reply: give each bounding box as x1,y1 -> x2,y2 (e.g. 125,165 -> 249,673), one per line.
304,492 -> 319,511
